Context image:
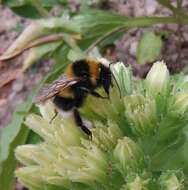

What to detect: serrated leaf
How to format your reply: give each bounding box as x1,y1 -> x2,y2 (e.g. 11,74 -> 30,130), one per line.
136,31 -> 162,65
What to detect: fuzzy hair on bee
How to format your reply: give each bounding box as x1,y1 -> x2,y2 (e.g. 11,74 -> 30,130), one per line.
35,58 -> 113,136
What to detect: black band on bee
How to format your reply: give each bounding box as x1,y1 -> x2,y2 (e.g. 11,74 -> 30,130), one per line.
53,95 -> 84,111
72,60 -> 90,78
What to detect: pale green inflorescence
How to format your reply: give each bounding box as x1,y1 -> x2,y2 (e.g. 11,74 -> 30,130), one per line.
113,137 -> 145,176
145,61 -> 170,97
120,174 -> 151,190
159,170 -> 185,190
15,61 -> 188,190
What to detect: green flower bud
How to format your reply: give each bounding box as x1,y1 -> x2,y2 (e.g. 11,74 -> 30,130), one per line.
124,94 -> 157,136
111,62 -> 132,96
113,137 -> 145,175
15,167 -> 46,190
67,143 -> 109,185
146,61 -> 169,96
172,92 -> 188,115
91,120 -> 123,151
38,101 -> 56,122
15,166 -> 70,189
24,110 -> 85,146
120,174 -> 150,190
15,145 -> 42,166
159,170 -> 185,190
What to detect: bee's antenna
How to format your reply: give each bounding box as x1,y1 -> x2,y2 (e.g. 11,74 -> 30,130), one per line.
109,62 -> 122,98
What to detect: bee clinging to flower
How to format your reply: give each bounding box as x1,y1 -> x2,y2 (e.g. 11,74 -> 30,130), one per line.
35,58 -> 115,136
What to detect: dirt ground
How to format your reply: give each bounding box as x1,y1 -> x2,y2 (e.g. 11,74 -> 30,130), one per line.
1,0 -> 188,129
0,7 -> 54,129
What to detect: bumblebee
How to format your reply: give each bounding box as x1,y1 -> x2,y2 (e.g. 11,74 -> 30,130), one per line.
35,58 -> 112,136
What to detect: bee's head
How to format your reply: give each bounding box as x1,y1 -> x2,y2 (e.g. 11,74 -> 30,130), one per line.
72,59 -> 90,79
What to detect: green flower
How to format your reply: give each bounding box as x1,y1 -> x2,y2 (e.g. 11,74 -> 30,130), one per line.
15,102 -> 120,189
145,61 -> 170,96
14,60 -> 188,190
159,170 -> 185,190
124,94 -> 157,136
111,62 -> 132,96
172,92 -> 188,115
113,137 -> 145,176
120,174 -> 151,190
91,120 -> 123,151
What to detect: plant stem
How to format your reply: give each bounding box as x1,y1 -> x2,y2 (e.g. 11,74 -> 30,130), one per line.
177,0 -> 183,9
85,27 -> 125,54
123,16 -> 188,28
86,16 -> 188,53
157,0 -> 187,18
30,0 -> 50,17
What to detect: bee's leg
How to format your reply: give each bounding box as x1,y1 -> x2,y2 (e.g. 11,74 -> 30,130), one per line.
90,91 -> 109,99
49,109 -> 58,124
73,109 -> 92,137
78,87 -> 108,99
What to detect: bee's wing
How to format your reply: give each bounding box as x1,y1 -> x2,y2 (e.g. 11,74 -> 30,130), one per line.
34,75 -> 80,104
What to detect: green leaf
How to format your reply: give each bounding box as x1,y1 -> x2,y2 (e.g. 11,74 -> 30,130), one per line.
45,184 -> 68,190
11,5 -> 42,18
0,127 -> 29,190
2,0 -> 63,18
0,17 -> 80,59
26,131 -> 42,144
0,91 -> 36,168
158,125 -> 188,174
75,10 -> 127,37
73,10 -> 128,50
136,31 -> 163,65
0,91 -> 36,190
23,41 -> 63,70
148,116 -> 187,172
0,17 -> 80,70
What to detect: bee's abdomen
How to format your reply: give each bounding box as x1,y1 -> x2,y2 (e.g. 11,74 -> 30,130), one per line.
53,95 -> 84,111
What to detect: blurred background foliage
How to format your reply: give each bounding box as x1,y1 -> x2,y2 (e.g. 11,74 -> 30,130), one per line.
0,0 -> 188,189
